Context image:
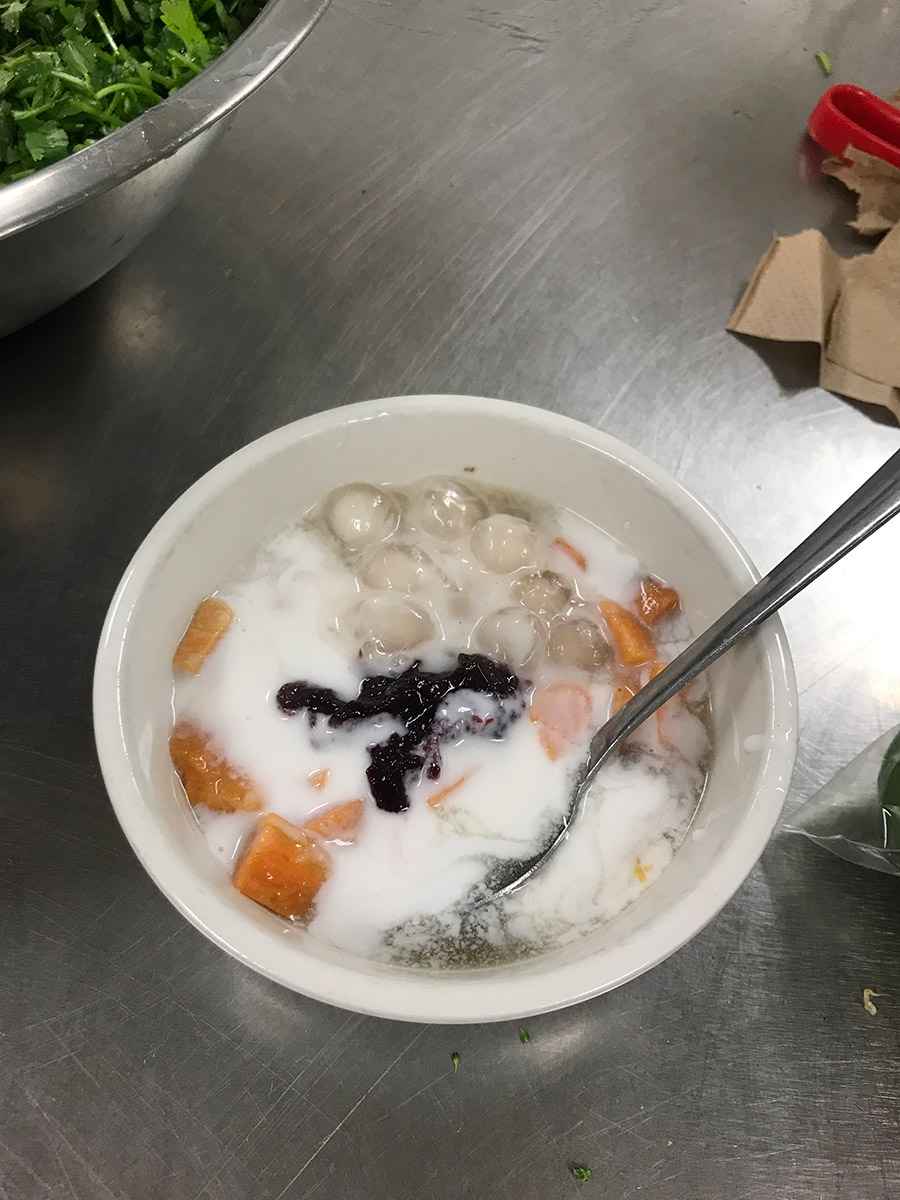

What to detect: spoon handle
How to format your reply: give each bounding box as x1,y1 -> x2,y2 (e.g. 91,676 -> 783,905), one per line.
585,445 -> 900,774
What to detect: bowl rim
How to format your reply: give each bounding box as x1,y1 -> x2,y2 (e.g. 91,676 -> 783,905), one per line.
93,395 -> 798,1023
0,0 -> 330,241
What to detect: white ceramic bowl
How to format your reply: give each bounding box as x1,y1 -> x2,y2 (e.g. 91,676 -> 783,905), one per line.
94,396 -> 797,1023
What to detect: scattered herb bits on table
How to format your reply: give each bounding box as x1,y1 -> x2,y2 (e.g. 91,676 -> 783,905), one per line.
0,0 -> 266,185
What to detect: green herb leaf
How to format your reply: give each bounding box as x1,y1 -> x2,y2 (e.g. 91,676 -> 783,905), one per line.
24,122 -> 69,162
1,0 -> 26,36
815,50 -> 832,77
571,1165 -> 592,1182
451,1051 -> 460,1073
0,99 -> 14,156
160,0 -> 210,65
518,1027 -> 530,1043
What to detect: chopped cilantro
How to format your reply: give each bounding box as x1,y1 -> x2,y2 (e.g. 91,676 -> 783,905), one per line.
815,50 -> 832,77
23,122 -> 68,163
451,1051 -> 460,1073
0,0 -> 266,185
160,0 -> 210,64
518,1026 -> 530,1043
571,1165 -> 592,1182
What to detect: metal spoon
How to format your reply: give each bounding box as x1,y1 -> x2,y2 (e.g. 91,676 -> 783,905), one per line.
485,445 -> 900,901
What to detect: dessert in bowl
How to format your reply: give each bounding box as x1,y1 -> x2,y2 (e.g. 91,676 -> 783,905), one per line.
94,396 -> 797,1022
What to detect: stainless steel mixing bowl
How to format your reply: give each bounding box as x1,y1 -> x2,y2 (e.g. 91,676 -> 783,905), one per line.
0,0 -> 329,339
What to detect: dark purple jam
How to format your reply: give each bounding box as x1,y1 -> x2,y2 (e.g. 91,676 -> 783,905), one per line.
277,653 -> 524,812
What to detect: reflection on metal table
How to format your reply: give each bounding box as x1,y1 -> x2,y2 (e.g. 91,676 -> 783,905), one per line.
2,0 -> 899,1196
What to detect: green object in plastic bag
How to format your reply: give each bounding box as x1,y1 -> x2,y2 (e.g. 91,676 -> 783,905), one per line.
878,728 -> 900,851
785,724 -> 900,874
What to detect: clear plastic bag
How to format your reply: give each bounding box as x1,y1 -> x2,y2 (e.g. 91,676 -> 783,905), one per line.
784,724 -> 900,875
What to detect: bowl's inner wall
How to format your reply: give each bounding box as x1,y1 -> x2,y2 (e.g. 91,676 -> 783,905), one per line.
114,404 -> 782,986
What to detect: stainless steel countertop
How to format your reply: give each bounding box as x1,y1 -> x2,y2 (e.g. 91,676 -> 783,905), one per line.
3,1 -> 900,1196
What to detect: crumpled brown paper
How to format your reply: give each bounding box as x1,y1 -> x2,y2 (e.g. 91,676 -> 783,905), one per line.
823,147 -> 900,235
821,88 -> 900,235
727,225 -> 900,422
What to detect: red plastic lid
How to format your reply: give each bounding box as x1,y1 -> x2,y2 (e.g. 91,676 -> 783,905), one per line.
808,84 -> 900,170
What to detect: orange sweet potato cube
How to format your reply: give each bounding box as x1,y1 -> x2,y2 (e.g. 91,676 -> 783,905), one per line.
169,721 -> 262,813
536,727 -> 566,762
173,597 -> 234,674
635,577 -> 680,626
233,814 -> 331,920
600,600 -> 656,666
303,799 -> 365,842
